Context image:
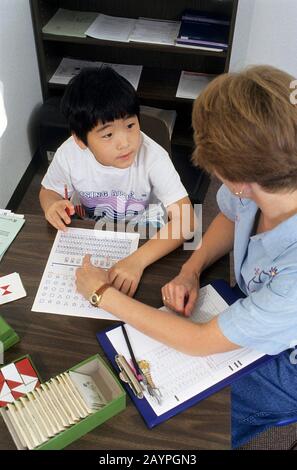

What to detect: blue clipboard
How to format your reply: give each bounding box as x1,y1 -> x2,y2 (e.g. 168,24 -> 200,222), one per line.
97,280 -> 274,428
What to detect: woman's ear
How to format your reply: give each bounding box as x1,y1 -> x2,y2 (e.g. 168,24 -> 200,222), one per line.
72,133 -> 87,150
233,182 -> 253,198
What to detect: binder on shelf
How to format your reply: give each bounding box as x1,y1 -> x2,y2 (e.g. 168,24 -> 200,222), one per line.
176,22 -> 229,49
181,9 -> 231,25
176,9 -> 230,50
97,280 -> 274,428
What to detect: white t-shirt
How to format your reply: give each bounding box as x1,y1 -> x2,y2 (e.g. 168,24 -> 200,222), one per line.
41,132 -> 188,220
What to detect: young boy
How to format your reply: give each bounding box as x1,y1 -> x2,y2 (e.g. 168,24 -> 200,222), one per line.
40,66 -> 194,297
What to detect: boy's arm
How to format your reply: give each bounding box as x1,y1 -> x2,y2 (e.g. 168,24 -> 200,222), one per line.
40,187 -> 74,231
108,196 -> 195,296
132,196 -> 195,268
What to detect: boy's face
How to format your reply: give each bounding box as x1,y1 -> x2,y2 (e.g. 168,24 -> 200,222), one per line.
74,116 -> 141,169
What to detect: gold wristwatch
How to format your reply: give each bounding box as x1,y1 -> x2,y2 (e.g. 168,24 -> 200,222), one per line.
89,283 -> 112,307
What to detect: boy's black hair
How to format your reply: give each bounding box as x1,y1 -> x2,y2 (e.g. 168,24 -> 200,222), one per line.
60,66 -> 140,145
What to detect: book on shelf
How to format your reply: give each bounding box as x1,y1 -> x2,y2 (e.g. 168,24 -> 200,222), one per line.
176,9 -> 230,50
181,9 -> 231,25
42,8 -> 98,38
176,71 -> 216,100
175,42 -> 224,52
140,105 -> 177,139
176,22 -> 229,50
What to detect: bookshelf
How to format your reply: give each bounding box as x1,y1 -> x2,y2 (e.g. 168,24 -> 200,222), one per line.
30,0 -> 238,202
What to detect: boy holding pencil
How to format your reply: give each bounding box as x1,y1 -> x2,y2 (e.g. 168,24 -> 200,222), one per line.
40,66 -> 194,296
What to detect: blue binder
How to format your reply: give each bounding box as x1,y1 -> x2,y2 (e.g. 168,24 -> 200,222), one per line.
97,280 -> 274,428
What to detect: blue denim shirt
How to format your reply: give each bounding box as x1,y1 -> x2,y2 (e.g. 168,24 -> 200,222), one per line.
217,184 -> 297,354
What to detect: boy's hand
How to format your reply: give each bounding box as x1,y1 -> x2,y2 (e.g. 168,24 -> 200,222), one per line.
161,270 -> 200,317
45,200 -> 75,231
108,254 -> 144,297
76,254 -> 109,300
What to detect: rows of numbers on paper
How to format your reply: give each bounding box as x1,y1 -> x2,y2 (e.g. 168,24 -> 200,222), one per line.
56,232 -> 134,268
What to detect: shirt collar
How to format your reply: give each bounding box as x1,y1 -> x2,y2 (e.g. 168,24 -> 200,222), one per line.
252,211 -> 297,260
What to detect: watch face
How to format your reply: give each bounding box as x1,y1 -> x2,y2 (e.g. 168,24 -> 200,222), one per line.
91,294 -> 99,306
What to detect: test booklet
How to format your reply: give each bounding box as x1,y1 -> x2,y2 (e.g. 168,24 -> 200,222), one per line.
32,227 -> 139,320
98,283 -> 271,426
0,211 -> 25,262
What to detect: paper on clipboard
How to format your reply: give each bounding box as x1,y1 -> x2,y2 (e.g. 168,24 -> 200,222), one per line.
105,285 -> 265,417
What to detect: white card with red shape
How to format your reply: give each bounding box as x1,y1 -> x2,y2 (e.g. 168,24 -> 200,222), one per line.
0,358 -> 40,407
0,272 -> 26,305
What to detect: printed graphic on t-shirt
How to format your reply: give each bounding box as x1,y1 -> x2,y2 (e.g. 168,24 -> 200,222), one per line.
77,190 -> 149,220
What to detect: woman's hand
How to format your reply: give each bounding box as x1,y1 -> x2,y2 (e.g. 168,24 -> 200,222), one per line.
161,268 -> 200,317
45,199 -> 74,231
108,254 -> 144,297
76,254 -> 109,300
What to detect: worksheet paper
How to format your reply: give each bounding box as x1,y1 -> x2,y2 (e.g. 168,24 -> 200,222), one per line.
176,71 -> 215,99
85,14 -> 136,42
106,285 -> 265,416
129,18 -> 181,45
32,228 -> 139,320
49,57 -> 143,90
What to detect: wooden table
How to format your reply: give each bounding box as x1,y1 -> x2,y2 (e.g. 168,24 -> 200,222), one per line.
0,214 -> 230,450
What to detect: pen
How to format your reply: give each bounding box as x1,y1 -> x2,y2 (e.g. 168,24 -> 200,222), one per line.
64,184 -> 71,217
121,324 -> 143,382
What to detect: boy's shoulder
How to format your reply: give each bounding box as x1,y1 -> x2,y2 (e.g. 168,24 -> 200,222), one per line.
57,135 -> 81,154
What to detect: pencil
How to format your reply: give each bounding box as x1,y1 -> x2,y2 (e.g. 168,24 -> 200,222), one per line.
121,324 -> 143,380
64,184 -> 71,217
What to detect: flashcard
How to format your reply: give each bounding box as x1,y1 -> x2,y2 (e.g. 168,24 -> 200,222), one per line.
0,272 -> 26,305
0,358 -> 39,407
16,358 -> 39,385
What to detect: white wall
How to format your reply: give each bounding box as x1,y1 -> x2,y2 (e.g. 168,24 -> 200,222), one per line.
230,0 -> 297,76
0,0 -> 42,208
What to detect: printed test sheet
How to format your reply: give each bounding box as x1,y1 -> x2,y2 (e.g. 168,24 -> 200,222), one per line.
107,285 -> 265,416
32,227 -> 139,320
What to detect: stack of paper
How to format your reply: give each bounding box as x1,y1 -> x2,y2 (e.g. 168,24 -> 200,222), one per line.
0,209 -> 25,262
129,18 -> 181,46
176,71 -> 216,99
42,8 -> 98,38
85,14 -> 136,42
49,57 -> 143,90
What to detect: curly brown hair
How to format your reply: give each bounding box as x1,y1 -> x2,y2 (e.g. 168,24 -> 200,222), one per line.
192,65 -> 297,192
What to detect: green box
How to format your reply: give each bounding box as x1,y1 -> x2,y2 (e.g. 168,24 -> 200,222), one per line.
1,354 -> 126,450
0,316 -> 20,351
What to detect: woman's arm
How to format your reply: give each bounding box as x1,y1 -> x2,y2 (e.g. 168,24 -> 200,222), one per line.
162,212 -> 235,315
76,255 -> 239,356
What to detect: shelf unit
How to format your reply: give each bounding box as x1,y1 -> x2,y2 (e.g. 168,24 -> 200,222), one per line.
30,0 -> 238,202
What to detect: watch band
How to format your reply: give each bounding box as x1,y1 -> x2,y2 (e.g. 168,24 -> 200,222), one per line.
95,283 -> 112,298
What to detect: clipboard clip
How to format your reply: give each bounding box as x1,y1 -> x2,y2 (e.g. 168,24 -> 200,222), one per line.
115,354 -> 144,399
